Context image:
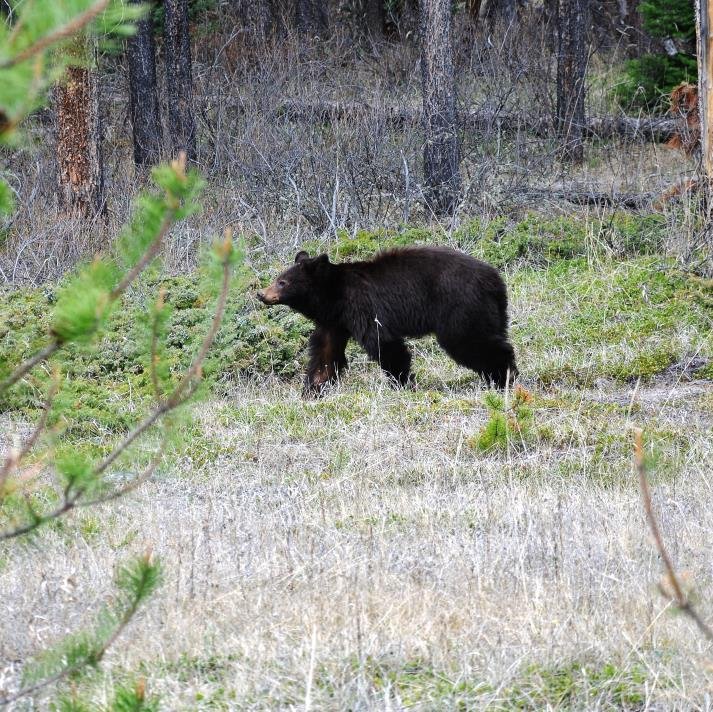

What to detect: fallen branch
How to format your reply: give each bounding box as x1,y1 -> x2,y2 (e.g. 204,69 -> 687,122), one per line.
265,99 -> 681,143
525,187 -> 655,209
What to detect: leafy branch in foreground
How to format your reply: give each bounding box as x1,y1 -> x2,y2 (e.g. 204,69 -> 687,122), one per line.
0,553 -> 161,707
0,223 -> 240,540
0,157 -> 242,703
0,0 -> 144,145
634,428 -> 713,641
0,153 -> 202,393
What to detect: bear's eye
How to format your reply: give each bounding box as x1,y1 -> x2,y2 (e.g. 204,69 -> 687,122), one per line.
278,279 -> 287,288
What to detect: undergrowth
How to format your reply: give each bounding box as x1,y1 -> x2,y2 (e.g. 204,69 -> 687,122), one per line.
1,212 -> 710,438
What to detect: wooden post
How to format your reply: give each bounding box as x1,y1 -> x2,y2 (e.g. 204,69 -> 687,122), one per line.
697,0 -> 713,189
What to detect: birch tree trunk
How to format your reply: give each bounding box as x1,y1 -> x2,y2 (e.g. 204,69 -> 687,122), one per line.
56,41 -> 104,218
127,0 -> 162,166
556,0 -> 589,163
420,0 -> 460,216
164,0 -> 196,161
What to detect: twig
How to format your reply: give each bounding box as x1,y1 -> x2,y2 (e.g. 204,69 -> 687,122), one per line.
149,288 -> 166,399
0,0 -> 110,70
0,239 -> 234,540
0,373 -> 59,495
0,341 -> 59,394
634,428 -> 713,642
0,550 -> 156,707
108,214 -> 173,302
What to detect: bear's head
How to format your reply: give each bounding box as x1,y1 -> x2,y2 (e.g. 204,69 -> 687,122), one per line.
257,251 -> 333,319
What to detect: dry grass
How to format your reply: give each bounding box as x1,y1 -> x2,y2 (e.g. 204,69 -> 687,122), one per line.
1,369 -> 711,709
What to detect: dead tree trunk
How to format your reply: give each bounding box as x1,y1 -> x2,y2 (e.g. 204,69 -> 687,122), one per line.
420,0 -> 460,215
399,0 -> 419,39
364,0 -> 385,37
556,0 -> 589,163
127,0 -> 162,166
694,0 -> 713,271
164,0 -> 196,161
295,0 -> 327,36
230,0 -> 279,40
55,41 -> 104,218
485,0 -> 519,27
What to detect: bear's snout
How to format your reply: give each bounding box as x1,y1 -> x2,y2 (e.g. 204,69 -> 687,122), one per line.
256,286 -> 280,305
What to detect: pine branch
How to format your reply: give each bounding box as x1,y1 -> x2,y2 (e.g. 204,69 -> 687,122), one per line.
0,552 -> 160,707
0,0 -> 111,70
0,341 -> 59,394
0,373 -> 59,496
0,233 -> 236,541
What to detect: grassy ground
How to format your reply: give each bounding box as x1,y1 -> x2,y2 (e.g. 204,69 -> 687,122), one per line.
1,215 -> 712,709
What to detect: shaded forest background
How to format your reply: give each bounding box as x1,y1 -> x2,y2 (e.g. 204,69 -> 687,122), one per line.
1,0 -> 707,284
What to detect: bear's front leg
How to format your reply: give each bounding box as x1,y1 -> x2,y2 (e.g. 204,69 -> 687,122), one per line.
303,326 -> 349,397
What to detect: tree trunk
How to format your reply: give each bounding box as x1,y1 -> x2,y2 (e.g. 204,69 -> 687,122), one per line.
685,0 -> 713,272
231,0 -> 279,40
466,0 -> 483,25
55,41 -> 104,218
399,0 -> 419,39
364,0 -> 384,37
556,0 -> 589,163
127,0 -> 162,166
164,0 -> 196,161
295,0 -> 327,36
420,0 -> 460,215
485,0 -> 519,26
617,0 -> 645,57
543,0 -> 558,50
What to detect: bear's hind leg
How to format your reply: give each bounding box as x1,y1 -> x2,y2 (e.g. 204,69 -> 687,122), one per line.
438,335 -> 517,389
303,327 -> 349,397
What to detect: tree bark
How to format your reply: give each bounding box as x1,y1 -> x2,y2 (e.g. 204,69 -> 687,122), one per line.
55,41 -> 104,218
466,0 -> 483,25
127,0 -> 162,166
420,0 -> 460,215
695,0 -> 713,269
556,0 -> 589,163
485,0 -> 519,26
231,0 -> 279,40
295,0 -> 327,36
364,0 -> 384,37
164,0 -> 196,161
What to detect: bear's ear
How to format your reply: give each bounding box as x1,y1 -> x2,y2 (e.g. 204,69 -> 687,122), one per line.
295,251 -> 310,264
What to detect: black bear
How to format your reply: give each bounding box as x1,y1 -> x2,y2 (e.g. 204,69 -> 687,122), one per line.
257,247 -> 517,395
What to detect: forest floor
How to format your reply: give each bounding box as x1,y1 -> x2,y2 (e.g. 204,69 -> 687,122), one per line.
2,235 -> 712,709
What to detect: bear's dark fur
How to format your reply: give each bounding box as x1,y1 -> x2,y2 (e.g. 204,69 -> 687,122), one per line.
257,247 -> 517,395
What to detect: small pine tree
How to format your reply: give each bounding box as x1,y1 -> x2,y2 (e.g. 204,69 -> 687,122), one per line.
617,0 -> 696,111
469,385 -> 535,452
0,2 -> 242,707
